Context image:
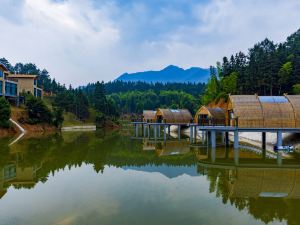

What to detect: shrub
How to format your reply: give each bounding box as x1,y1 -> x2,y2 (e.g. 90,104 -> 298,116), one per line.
25,96 -> 53,124
0,97 -> 11,128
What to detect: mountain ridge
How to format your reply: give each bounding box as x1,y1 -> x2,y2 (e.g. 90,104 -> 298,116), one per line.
115,65 -> 210,83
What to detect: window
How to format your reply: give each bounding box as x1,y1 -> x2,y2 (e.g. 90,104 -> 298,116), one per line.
34,88 -> 37,97
0,81 -> 2,95
4,164 -> 16,180
0,70 -> 3,78
5,82 -> 17,96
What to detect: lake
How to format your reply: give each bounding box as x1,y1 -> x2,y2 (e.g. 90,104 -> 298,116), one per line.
0,131 -> 300,225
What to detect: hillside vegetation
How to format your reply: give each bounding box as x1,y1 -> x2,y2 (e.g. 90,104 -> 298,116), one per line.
203,28 -> 300,104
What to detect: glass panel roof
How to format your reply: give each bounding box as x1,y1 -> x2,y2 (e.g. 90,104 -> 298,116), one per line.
259,96 -> 288,103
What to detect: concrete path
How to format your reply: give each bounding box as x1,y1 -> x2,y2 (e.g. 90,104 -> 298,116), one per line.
9,118 -> 26,146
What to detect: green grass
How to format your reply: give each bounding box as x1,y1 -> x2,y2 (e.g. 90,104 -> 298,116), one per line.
43,97 -> 96,126
62,108 -> 96,127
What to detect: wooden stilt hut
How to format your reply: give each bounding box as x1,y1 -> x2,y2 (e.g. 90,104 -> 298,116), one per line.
143,110 -> 156,122
227,94 -> 300,128
194,106 -> 225,126
155,109 -> 193,124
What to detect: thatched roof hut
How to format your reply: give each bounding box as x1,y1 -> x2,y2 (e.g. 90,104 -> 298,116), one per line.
194,106 -> 225,125
155,109 -> 193,123
227,95 -> 300,128
143,110 -> 156,122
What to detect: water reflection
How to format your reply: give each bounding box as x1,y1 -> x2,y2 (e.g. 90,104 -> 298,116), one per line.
0,132 -> 300,224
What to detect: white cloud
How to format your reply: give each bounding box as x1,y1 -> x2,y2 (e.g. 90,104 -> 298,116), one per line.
0,0 -> 300,86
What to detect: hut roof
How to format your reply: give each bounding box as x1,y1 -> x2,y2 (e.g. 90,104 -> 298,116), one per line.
228,95 -> 300,128
197,106 -> 225,120
143,110 -> 156,120
228,95 -> 264,127
285,95 -> 300,127
156,108 -> 192,123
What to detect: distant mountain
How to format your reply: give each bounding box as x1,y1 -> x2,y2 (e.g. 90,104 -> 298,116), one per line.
115,65 -> 210,83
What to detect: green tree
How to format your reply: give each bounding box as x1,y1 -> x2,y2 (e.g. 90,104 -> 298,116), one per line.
278,62 -> 292,94
292,84 -> 300,94
26,96 -> 53,124
0,97 -> 11,128
93,81 -> 107,114
52,107 -> 64,128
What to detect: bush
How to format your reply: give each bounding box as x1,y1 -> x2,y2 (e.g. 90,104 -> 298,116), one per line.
0,97 -> 11,128
26,96 -> 53,124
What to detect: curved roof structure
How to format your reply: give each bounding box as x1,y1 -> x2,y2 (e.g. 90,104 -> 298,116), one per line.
143,110 -> 156,122
228,95 -> 264,127
228,95 -> 300,128
156,109 -> 192,123
194,106 -> 225,124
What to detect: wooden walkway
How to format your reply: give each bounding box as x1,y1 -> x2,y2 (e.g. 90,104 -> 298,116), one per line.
131,121 -> 300,150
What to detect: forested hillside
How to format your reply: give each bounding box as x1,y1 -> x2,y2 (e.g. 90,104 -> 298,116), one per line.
203,29 -> 300,104
0,58 -> 204,119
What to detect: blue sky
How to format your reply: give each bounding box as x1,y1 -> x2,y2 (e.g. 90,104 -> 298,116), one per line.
0,0 -> 300,86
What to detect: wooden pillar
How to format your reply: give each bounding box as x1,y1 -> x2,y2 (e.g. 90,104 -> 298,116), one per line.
135,124 -> 138,137
277,131 -> 283,146
225,132 -> 229,147
190,125 -> 193,144
221,132 -> 225,144
164,125 -> 167,141
143,124 -> 146,138
168,125 -> 171,138
158,125 -> 161,138
234,130 -> 239,149
178,125 -> 181,141
234,148 -> 239,165
262,132 -> 266,151
202,130 -> 205,144
194,126 -> 197,142
277,151 -> 282,166
154,125 -> 157,140
211,130 -> 216,148
211,146 -> 216,163
148,125 -> 150,139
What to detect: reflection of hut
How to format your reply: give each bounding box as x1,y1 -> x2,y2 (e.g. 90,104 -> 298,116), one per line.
155,109 -> 193,123
227,95 -> 300,128
156,141 -> 190,156
229,168 -> 300,199
194,106 -> 225,125
143,110 -> 156,122
143,140 -> 156,151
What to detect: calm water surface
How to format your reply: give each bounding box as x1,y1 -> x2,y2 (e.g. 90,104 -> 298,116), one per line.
0,131 -> 300,225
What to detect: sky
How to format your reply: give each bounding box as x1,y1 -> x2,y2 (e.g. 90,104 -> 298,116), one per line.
0,0 -> 300,86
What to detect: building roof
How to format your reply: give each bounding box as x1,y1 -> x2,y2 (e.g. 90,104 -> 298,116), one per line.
196,106 -> 225,120
156,108 -> 193,123
228,95 -> 300,128
143,110 -> 156,120
7,74 -> 37,79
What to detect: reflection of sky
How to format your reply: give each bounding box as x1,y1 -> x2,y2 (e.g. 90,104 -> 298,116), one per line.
0,165 -> 285,225
122,164 -> 199,178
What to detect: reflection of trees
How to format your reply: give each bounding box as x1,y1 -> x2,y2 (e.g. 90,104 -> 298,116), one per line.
1,132 -> 197,191
202,166 -> 300,225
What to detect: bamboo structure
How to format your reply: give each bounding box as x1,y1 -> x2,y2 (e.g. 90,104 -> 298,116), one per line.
285,95 -> 300,127
143,110 -> 156,122
194,106 -> 225,125
227,95 -> 300,128
155,109 -> 193,123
